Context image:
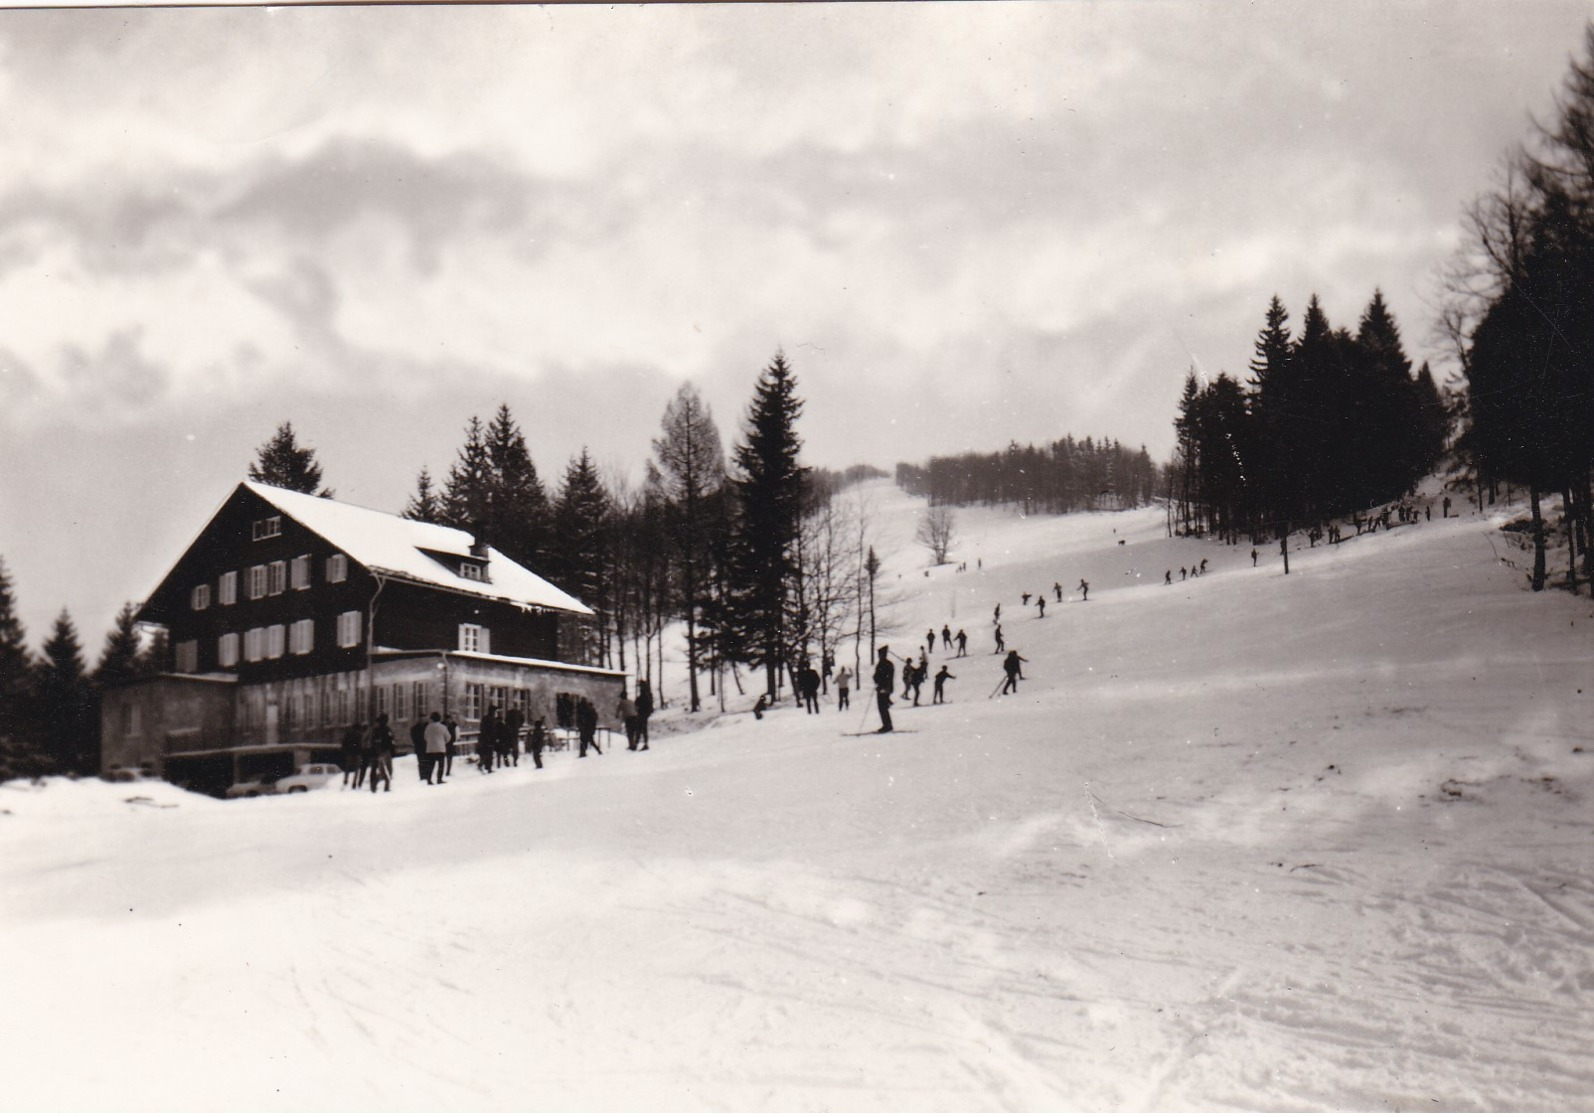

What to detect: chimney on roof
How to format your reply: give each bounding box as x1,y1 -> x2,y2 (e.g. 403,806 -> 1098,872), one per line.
469,520 -> 489,559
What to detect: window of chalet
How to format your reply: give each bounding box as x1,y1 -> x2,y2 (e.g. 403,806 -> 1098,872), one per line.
412,681 -> 428,719
290,555 -> 312,590
290,619 -> 314,655
463,682 -> 484,721
320,687 -> 333,729
266,624 -> 286,659
244,627 -> 264,662
247,565 -> 268,600
460,561 -> 487,582
458,623 -> 490,654
219,571 -> 237,606
555,692 -> 576,729
327,553 -> 348,583
393,683 -> 409,723
252,516 -> 282,541
337,610 -> 362,648
218,632 -> 240,668
175,640 -> 198,674
375,686 -> 388,720
191,583 -> 211,611
268,560 -> 287,596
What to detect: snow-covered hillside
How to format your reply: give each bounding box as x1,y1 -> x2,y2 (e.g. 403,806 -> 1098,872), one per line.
4,479 -> 1593,1110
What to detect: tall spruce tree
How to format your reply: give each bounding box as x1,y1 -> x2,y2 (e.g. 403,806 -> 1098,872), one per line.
729,350 -> 809,698
550,448 -> 613,665
36,609 -> 93,774
485,404 -> 550,573
248,422 -> 332,496
403,467 -> 443,524
441,416 -> 493,532
95,602 -> 143,691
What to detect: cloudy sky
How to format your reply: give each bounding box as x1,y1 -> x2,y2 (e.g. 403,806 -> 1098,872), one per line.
1,1 -> 1590,651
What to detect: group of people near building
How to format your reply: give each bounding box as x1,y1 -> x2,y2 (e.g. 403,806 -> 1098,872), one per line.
333,680 -> 656,791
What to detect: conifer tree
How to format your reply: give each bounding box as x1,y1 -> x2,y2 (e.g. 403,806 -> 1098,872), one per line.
95,602 -> 143,691
248,422 -> 332,496
729,350 -> 809,698
550,448 -> 613,665
0,557 -> 33,752
36,609 -> 94,774
403,467 -> 442,524
485,403 -> 550,573
441,416 -> 492,532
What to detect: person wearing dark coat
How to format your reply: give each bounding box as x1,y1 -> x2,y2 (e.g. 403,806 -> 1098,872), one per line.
909,656 -> 928,706
527,717 -> 547,769
941,624 -> 952,650
1000,650 -> 1028,695
635,679 -> 654,750
799,662 -> 822,714
409,717 -> 430,782
955,629 -> 968,657
444,714 -> 459,776
504,705 -> 525,766
341,722 -> 365,788
933,665 -> 955,703
872,646 -> 895,733
577,698 -> 602,757
368,714 -> 395,793
479,706 -> 501,772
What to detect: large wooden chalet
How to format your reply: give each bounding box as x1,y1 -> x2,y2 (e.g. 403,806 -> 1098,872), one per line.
101,480 -> 624,794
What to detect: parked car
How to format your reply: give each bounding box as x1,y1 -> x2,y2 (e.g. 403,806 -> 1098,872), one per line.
104,764 -> 154,783
224,774 -> 280,799
276,763 -> 342,794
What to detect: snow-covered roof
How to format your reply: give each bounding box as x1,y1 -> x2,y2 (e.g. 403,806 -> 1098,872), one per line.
243,481 -> 593,616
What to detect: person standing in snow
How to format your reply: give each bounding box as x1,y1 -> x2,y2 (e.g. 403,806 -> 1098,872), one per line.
873,646 -> 896,733
1054,581 -> 1063,602
1078,578 -> 1089,601
909,655 -> 928,706
409,716 -> 429,782
834,665 -> 852,710
577,698 -> 602,757
505,704 -> 525,767
933,665 -> 956,704
1000,649 -> 1028,695
616,688 -> 640,749
355,721 -> 376,789
341,721 -> 364,788
941,624 -> 952,651
993,624 -> 1005,654
368,714 -> 395,793
1037,597 -> 1046,617
423,712 -> 450,785
955,629 -> 968,657
527,717 -> 547,769
635,679 -> 654,750
797,660 -> 822,714
444,713 -> 459,777
926,629 -> 937,655
479,706 -> 501,772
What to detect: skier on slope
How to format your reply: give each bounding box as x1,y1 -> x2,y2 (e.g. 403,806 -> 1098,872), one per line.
1000,649 -> 1028,695
873,646 -> 896,733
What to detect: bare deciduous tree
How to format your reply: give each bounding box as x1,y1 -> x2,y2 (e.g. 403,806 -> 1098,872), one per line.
916,507 -> 957,566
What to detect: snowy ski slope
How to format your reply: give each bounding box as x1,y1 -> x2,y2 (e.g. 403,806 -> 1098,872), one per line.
3,478 -> 1593,1110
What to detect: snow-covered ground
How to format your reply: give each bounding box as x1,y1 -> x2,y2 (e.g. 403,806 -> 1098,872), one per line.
5,479 -> 1594,1110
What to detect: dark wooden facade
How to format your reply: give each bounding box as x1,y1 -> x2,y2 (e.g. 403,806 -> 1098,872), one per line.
111,482 -> 623,790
